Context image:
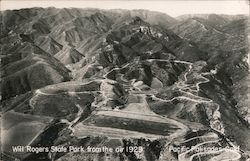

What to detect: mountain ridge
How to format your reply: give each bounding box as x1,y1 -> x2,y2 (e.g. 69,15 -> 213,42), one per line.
1,7 -> 249,161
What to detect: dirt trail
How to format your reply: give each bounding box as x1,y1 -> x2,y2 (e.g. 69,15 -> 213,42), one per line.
144,59 -> 241,161
28,58 -> 241,161
107,58 -> 240,161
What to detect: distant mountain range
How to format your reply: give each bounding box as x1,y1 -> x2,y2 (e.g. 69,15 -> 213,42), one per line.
1,7 -> 249,161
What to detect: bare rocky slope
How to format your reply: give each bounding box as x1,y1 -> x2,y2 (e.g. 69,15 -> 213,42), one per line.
1,8 -> 249,161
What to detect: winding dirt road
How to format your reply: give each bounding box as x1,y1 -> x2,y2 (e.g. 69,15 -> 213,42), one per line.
28,58 -> 241,161
103,58 -> 241,161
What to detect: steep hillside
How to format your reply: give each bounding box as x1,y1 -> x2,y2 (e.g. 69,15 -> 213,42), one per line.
1,34 -> 71,99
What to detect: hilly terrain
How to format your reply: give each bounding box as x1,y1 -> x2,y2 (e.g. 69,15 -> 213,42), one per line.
1,8 -> 249,161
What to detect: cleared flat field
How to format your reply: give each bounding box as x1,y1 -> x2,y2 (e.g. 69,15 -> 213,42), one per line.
96,110 -> 171,123
83,114 -> 179,136
74,108 -> 184,140
74,124 -> 165,139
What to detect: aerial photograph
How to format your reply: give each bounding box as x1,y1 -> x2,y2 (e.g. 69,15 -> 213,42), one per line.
0,0 -> 249,160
